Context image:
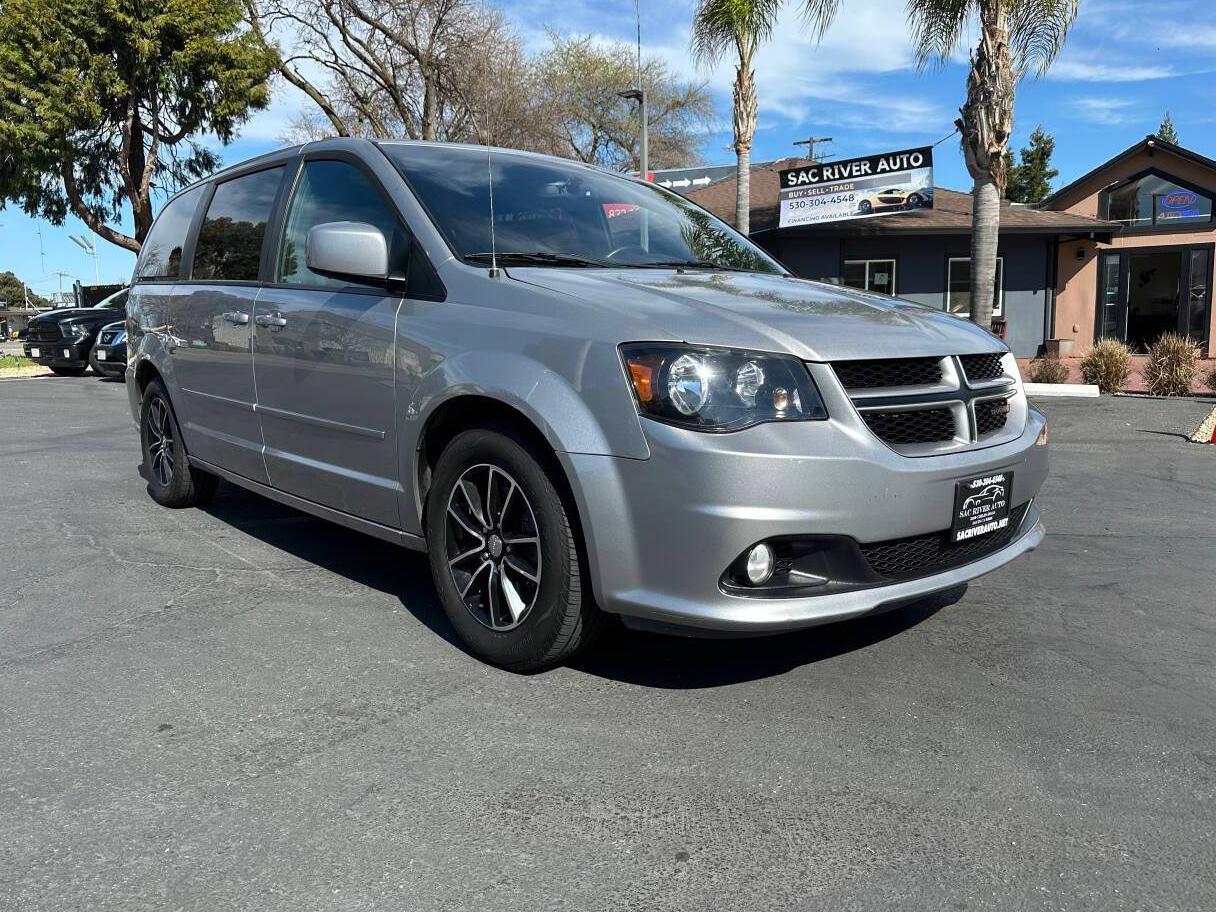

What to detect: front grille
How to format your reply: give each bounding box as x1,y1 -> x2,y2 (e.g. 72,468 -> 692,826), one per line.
27,323 -> 60,343
862,408 -> 956,445
960,353 -> 1005,383
833,357 -> 943,390
861,503 -> 1030,581
975,398 -> 1010,436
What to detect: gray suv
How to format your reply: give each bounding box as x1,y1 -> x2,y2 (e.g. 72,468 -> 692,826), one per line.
126,138 -> 1047,669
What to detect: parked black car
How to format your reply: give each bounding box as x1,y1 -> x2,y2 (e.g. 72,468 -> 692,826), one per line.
23,288 -> 127,376
88,320 -> 127,379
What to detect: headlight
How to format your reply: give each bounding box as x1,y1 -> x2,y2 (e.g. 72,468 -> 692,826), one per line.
621,343 -> 827,431
59,322 -> 87,338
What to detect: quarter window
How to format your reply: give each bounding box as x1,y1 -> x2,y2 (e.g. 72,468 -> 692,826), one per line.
947,257 -> 1004,318
277,159 -> 410,290
1103,172 -> 1213,229
136,186 -> 203,280
192,167 -> 285,281
843,259 -> 896,296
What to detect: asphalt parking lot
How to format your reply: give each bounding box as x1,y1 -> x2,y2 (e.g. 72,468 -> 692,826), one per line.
2,376 -> 1214,911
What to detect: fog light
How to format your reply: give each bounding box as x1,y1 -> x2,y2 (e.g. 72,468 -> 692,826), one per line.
745,543 -> 775,585
1036,423 -> 1048,447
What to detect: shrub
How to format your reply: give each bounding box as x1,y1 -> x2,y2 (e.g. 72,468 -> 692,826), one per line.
1079,338 -> 1132,394
1205,364 -> 1216,394
1143,332 -> 1200,397
1028,357 -> 1069,384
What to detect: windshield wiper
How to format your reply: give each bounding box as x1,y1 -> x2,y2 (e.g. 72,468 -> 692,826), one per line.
640,259 -> 761,273
465,251 -> 619,268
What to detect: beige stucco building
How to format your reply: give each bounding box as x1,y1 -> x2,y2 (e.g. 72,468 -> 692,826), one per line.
1045,136 -> 1214,356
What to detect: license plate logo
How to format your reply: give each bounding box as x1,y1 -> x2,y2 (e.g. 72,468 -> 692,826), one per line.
96,350 -> 106,360
952,471 -> 1013,542
30,347 -> 40,358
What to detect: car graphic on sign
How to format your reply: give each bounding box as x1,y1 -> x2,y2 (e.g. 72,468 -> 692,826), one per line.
962,484 -> 1006,512
857,187 -> 932,214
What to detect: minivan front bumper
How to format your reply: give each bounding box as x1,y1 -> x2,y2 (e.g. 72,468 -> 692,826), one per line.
562,403 -> 1048,634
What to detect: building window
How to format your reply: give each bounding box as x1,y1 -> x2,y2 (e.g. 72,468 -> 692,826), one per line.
1102,172 -> 1213,229
843,259 -> 896,296
947,257 -> 1003,318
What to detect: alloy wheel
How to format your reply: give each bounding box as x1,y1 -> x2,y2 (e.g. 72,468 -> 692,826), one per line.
146,396 -> 176,487
444,463 -> 542,631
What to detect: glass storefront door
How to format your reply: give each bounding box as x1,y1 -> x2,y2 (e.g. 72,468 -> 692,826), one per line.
1095,245 -> 1212,350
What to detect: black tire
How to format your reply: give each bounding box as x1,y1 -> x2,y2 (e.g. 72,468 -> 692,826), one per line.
425,428 -> 601,671
907,192 -> 923,208
50,365 -> 87,377
858,199 -> 873,214
140,378 -> 218,508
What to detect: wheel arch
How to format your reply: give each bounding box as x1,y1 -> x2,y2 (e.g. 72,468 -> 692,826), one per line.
413,394 -> 602,611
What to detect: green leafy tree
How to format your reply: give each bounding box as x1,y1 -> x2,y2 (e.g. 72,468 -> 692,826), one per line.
1005,125 -> 1058,203
0,0 -> 276,253
1157,111 -> 1179,144
0,271 -> 50,309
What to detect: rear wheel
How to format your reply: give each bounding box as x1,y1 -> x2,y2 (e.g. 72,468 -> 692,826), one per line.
425,428 -> 601,670
140,379 -> 218,508
50,365 -> 87,376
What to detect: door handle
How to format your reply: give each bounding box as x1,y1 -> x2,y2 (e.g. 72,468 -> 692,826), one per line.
222,311 -> 250,325
255,313 -> 288,328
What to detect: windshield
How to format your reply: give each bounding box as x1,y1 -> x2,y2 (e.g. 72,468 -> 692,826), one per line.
381,144 -> 783,274
94,289 -> 128,309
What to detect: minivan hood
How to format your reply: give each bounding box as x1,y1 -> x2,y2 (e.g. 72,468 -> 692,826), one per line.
513,268 -> 1004,362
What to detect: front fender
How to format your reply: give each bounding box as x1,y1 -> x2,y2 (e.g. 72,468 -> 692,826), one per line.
399,347 -> 650,533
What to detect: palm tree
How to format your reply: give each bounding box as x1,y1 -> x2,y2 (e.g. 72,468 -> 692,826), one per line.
803,0 -> 1079,328
690,0 -> 784,235
917,0 -> 1080,328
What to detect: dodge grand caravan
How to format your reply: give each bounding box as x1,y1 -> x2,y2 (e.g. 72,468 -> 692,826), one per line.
126,138 -> 1047,670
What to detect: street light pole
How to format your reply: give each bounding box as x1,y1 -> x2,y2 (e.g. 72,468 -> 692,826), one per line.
70,234 -> 100,285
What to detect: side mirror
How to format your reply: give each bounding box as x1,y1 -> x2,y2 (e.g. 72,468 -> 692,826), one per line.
306,221 -> 389,283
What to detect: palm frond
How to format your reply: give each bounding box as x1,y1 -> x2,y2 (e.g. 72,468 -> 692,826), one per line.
905,0 -> 971,71
690,0 -> 785,67
801,0 -> 842,39
1006,0 -> 1080,76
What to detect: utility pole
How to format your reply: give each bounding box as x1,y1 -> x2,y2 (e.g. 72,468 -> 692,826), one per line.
793,136 -> 833,163
36,226 -> 47,274
54,271 -> 73,297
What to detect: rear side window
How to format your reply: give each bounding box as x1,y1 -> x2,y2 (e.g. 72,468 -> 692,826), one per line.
136,187 -> 202,280
192,167 -> 284,281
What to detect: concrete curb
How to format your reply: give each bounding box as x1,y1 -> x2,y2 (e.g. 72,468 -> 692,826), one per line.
1024,382 -> 1100,398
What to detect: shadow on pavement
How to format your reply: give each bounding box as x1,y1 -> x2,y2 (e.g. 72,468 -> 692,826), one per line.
571,587 -> 963,688
197,480 -> 960,686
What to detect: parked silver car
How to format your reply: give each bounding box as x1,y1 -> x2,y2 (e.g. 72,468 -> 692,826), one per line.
126,138 -> 1047,669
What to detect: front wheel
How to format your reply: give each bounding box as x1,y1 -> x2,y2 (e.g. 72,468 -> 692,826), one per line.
425,429 -> 601,670
858,199 -> 873,214
140,379 -> 218,508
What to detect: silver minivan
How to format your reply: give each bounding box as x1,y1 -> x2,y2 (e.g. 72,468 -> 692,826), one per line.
127,138 -> 1048,669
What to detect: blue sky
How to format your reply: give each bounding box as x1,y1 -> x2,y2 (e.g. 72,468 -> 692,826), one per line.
1,0 -> 1212,298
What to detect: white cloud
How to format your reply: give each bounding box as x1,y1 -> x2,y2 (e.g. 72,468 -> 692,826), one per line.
1070,97 -> 1136,125
1048,57 -> 1175,82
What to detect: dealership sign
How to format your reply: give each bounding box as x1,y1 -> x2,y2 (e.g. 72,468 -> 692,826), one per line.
778,147 -> 934,228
